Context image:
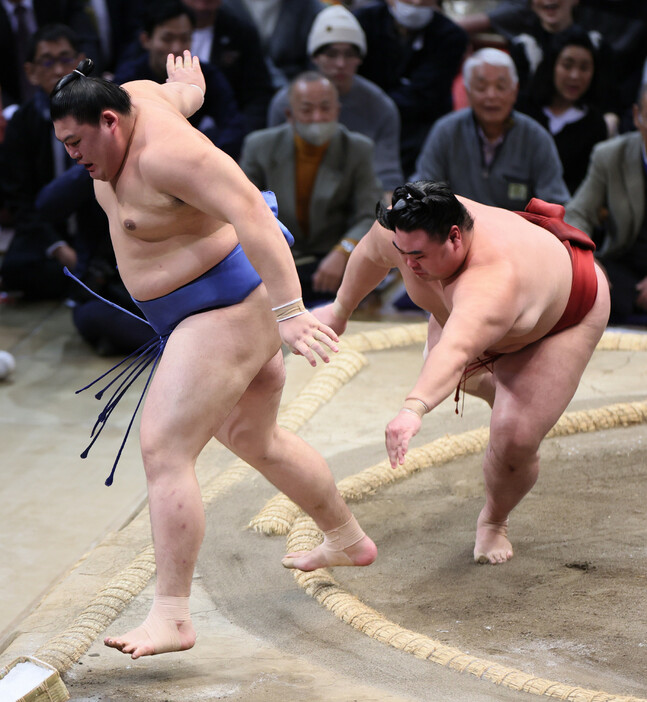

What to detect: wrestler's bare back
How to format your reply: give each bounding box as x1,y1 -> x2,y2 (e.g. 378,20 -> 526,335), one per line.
378,197 -> 575,354
94,81 -> 240,302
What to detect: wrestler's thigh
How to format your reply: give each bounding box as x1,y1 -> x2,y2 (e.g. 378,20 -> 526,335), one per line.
140,288 -> 281,456
491,265 -> 610,445
215,349 -> 285,458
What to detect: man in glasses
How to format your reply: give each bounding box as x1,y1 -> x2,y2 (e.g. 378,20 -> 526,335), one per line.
316,180 -> 610,565
0,23 -> 95,300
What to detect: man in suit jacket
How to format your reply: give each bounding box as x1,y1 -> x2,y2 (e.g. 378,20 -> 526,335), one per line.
0,23 -> 102,299
0,0 -> 101,110
182,0 -> 274,133
565,85 -> 647,325
239,71 -> 383,305
113,0 -> 246,159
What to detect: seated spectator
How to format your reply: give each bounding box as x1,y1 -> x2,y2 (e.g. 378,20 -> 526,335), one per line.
267,4 -> 403,200
353,0 -> 468,176
518,26 -> 608,195
239,72 -> 382,305
113,0 -> 246,159
414,48 -> 569,209
565,85 -> 647,326
221,0 -> 324,89
507,0 -> 616,127
182,0 -> 274,133
0,24 -> 96,300
85,0 -> 147,76
457,1 -> 646,131
35,164 -> 157,355
574,0 -> 647,131
0,0 -> 102,115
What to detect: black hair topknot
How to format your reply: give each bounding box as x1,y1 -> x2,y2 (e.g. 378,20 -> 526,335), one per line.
376,181 -> 474,242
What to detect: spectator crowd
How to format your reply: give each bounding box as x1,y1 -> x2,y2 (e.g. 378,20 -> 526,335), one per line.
1,0 -> 647,351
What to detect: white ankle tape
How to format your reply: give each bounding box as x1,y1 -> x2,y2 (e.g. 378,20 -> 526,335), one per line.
152,595 -> 191,622
322,515 -> 365,552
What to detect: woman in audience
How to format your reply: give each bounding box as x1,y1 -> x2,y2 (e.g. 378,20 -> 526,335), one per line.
519,26 -> 608,196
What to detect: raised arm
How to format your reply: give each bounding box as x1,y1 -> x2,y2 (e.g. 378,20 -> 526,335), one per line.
162,50 -> 206,119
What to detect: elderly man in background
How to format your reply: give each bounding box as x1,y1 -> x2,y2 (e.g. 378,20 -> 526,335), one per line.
240,71 -> 382,305
414,48 -> 569,210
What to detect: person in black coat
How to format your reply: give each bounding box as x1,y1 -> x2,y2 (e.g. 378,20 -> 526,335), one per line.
353,0 -> 468,177
518,26 -> 608,195
182,0 -> 274,133
112,0 -> 246,159
0,23 -> 100,300
0,0 -> 100,109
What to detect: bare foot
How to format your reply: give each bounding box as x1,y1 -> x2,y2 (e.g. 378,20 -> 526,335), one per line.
104,597 -> 196,659
282,534 -> 377,571
474,514 -> 513,565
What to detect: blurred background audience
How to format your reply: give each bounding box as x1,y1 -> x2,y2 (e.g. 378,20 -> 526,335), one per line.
516,25 -> 608,195
267,4 -> 403,200
353,0 -> 468,177
414,47 -> 569,209
565,85 -> 647,327
181,0 -> 274,133
221,0 -> 324,90
1,0 -> 647,333
240,71 -> 382,306
113,0 -> 246,159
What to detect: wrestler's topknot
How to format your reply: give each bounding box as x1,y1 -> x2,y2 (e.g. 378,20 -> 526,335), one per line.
50,58 -> 132,126
376,180 -> 473,242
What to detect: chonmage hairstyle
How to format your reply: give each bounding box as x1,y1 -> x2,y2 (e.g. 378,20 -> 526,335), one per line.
50,58 -> 132,125
376,181 -> 474,242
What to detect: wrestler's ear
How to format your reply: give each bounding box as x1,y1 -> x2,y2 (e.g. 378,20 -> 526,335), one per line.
447,225 -> 462,246
100,110 -> 120,134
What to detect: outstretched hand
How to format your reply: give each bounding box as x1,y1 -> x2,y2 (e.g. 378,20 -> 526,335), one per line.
385,410 -> 422,468
166,50 -> 206,94
312,303 -> 348,337
279,310 -> 339,366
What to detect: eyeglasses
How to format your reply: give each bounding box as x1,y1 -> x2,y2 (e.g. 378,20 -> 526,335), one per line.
34,53 -> 77,69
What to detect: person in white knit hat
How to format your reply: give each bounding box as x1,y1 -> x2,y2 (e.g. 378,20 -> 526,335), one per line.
267,3 -> 403,199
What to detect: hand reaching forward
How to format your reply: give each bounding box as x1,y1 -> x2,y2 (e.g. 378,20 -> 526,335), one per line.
312,303 -> 348,337
385,410 -> 422,468
166,50 -> 206,94
279,310 -> 339,366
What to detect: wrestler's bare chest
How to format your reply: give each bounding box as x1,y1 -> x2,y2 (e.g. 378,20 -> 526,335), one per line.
94,174 -> 234,300
97,174 -> 192,242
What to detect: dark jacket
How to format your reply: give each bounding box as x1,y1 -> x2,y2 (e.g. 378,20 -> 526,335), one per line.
113,55 -> 246,159
353,1 -> 468,174
0,0 -> 101,106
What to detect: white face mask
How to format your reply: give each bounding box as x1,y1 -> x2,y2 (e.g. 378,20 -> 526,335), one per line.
389,1 -> 434,30
294,121 -> 338,146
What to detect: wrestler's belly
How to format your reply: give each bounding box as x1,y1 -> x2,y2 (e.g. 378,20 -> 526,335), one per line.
112,225 -> 240,301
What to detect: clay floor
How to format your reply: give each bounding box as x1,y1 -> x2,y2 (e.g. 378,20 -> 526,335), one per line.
1,299 -> 646,702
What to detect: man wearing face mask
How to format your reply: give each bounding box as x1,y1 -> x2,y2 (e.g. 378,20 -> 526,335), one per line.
239,71 -> 382,305
353,0 -> 468,176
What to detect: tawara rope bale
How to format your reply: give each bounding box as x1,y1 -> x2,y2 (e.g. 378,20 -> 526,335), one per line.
285,514 -> 646,702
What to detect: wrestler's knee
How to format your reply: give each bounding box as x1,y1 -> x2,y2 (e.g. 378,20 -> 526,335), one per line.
488,414 -> 542,468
